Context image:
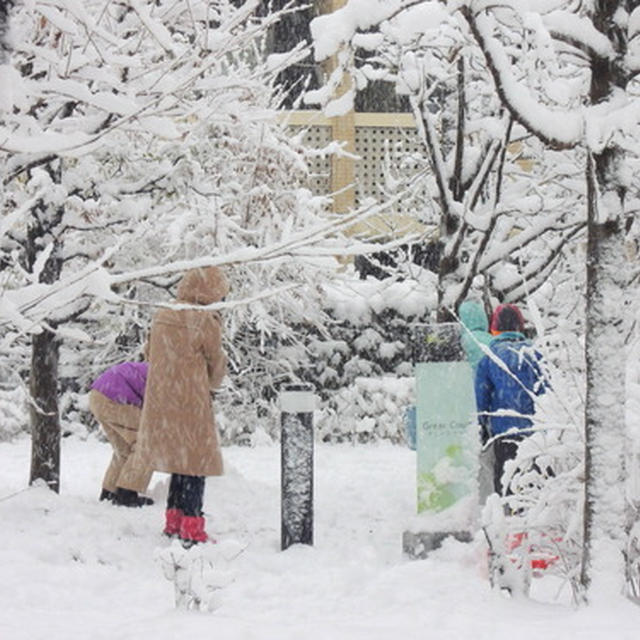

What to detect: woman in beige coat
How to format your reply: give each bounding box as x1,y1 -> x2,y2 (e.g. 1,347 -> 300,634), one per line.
130,266 -> 228,545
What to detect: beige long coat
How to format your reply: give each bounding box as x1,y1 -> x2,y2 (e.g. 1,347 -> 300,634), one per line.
134,267 -> 228,477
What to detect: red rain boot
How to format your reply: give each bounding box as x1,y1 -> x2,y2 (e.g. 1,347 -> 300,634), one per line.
179,515 -> 210,546
163,508 -> 183,537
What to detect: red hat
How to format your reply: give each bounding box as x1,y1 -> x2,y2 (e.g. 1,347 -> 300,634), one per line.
489,304 -> 524,334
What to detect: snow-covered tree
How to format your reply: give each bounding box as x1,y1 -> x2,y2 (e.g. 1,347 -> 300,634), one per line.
0,0 -> 371,490
458,0 -> 640,603
309,0 -> 640,601
307,2 -> 586,319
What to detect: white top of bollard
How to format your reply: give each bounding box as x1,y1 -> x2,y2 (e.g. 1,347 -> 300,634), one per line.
279,390 -> 317,413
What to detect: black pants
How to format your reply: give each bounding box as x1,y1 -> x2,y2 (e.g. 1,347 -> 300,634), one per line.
167,474 -> 205,517
493,435 -> 523,496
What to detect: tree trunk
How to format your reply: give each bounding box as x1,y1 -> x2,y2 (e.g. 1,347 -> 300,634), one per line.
580,151 -> 629,600
579,1 -> 631,601
26,179 -> 64,493
29,328 -> 61,492
0,0 -> 11,64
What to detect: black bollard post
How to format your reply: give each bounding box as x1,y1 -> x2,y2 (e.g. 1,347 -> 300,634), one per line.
280,383 -> 315,551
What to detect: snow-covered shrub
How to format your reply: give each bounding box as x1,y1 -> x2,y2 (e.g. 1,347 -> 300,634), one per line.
316,376 -> 414,443
0,386 -> 29,441
482,329 -> 586,598
217,268 -> 435,444
60,390 -> 100,440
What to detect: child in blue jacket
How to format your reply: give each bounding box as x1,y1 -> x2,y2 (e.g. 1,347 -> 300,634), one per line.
474,304 -> 547,496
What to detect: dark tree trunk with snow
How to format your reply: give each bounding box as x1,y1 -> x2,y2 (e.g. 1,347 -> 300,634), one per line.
0,0 -> 12,64
579,2 -> 631,598
24,170 -> 64,493
29,328 -> 61,492
27,238 -> 63,491
583,245 -> 628,579
435,57 -> 465,323
581,155 -> 629,597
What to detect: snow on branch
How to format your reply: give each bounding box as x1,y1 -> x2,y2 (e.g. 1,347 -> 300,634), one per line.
310,0 -> 415,62
542,10 -> 615,62
0,128 -> 94,155
128,0 -> 177,57
461,5 -> 583,150
0,195 -> 417,330
0,1 -> 274,156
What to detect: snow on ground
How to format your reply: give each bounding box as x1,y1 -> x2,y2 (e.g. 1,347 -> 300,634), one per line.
0,435 -> 638,640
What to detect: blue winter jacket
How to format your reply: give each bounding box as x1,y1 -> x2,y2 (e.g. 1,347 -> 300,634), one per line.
474,332 -> 547,436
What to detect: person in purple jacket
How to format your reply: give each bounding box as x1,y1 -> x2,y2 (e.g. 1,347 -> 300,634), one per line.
89,361 -> 154,507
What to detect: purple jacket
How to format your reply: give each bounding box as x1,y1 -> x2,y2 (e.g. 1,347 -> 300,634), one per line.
91,361 -> 149,407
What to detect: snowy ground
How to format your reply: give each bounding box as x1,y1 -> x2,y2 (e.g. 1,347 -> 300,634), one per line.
0,434 -> 638,640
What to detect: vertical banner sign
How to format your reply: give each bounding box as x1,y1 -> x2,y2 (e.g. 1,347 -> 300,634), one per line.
415,324 -> 475,513
280,384 -> 315,550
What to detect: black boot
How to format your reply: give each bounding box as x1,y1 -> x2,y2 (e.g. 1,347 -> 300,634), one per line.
115,487 -> 154,507
99,488 -> 117,503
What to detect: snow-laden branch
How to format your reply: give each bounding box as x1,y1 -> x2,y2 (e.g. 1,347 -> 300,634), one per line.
109,281 -> 302,315
461,5 -> 583,150
463,137 -> 502,211
128,0 -> 177,57
0,0 -> 273,156
477,211 -> 581,273
410,93 -> 459,223
542,10 -> 615,62
0,195 -> 416,330
310,0 -> 428,62
0,186 -> 48,237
